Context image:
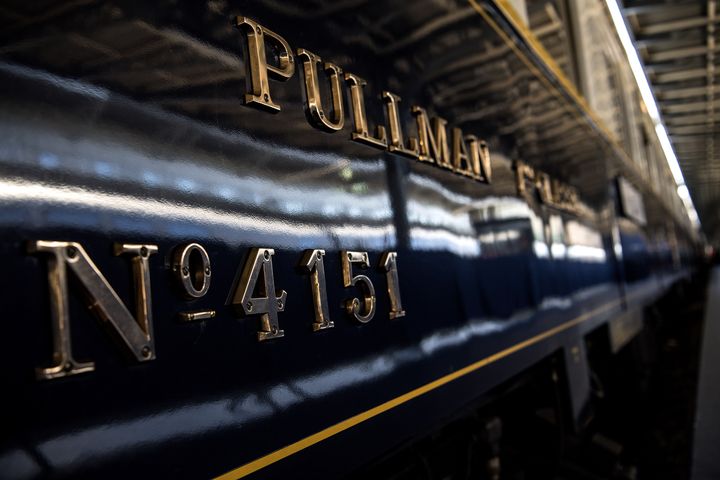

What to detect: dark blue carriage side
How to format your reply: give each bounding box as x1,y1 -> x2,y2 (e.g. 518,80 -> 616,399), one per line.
0,1 -> 700,479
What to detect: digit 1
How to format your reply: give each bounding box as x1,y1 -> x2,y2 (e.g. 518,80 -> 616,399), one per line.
232,247 -> 287,341
379,251 -> 406,319
299,249 -> 334,331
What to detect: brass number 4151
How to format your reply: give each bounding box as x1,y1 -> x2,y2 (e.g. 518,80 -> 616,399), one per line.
231,248 -> 405,340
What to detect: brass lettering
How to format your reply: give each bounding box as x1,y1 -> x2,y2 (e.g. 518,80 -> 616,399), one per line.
299,249 -> 333,331
552,179 -> 579,211
378,252 -> 405,319
341,251 -> 376,323
515,161 -> 578,212
535,171 -> 553,204
465,135 -> 492,183
29,241 -> 157,380
382,91 -> 419,158
231,248 -> 287,341
479,139 -> 492,183
297,48 -> 344,132
515,160 -> 535,195
230,18 -> 494,185
235,16 -> 295,113
452,127 -> 474,178
173,243 -> 211,299
411,106 -> 451,169
344,72 -> 388,150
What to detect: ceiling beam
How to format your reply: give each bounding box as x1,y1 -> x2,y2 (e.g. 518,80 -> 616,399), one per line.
623,1 -> 698,16
676,144 -> 717,151
623,3 -> 699,17
668,124 -> 719,134
653,67 -> 718,83
656,84 -> 720,100
676,148 -> 718,155
648,44 -> 718,62
677,156 -> 716,162
705,0 -> 717,173
639,16 -> 720,36
666,112 -> 720,125
671,135 -> 714,143
636,36 -> 699,49
663,98 -> 720,113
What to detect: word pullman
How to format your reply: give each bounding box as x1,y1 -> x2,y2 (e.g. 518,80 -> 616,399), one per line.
234,16 -> 492,184
29,241 -> 403,380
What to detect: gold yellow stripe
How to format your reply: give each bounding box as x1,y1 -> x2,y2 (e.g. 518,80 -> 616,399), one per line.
214,298 -> 622,479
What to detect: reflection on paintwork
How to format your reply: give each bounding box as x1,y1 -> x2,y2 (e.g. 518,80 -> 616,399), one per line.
567,245 -> 606,262
533,241 -> 551,258
3,63 -> 110,101
551,243 -> 567,259
409,226 -> 480,257
0,68 -> 402,252
0,63 -> 394,242
0,178 -> 325,242
0,178 -> 398,249
566,220 -> 607,262
0,1 -> 694,478
17,278 -> 625,477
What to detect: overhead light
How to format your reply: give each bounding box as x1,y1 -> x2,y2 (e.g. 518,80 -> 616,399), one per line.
606,0 -> 661,123
654,124 -> 685,186
605,0 -> 700,228
678,185 -> 701,228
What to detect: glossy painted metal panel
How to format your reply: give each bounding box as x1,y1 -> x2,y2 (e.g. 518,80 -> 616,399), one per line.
0,1 -> 686,478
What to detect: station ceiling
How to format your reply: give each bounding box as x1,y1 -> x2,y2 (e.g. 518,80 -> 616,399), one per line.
622,0 -> 718,243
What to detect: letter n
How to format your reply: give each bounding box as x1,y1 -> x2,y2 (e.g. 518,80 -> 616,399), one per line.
29,241 -> 158,379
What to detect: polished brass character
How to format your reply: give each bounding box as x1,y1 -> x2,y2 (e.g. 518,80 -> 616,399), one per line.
231,248 -> 287,341
299,249 -> 334,331
515,160 -> 578,212
478,138 -> 492,183
466,135 -> 492,183
452,127 -> 474,178
235,16 -> 295,113
173,243 -> 212,299
378,252 -> 405,319
382,91 -> 419,158
344,72 -> 388,149
411,106 -> 452,169
29,241 -> 158,380
552,179 -> 579,211
297,49 -> 344,132
179,310 -> 216,322
514,160 -> 535,196
535,171 -> 554,204
341,250 -> 376,323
